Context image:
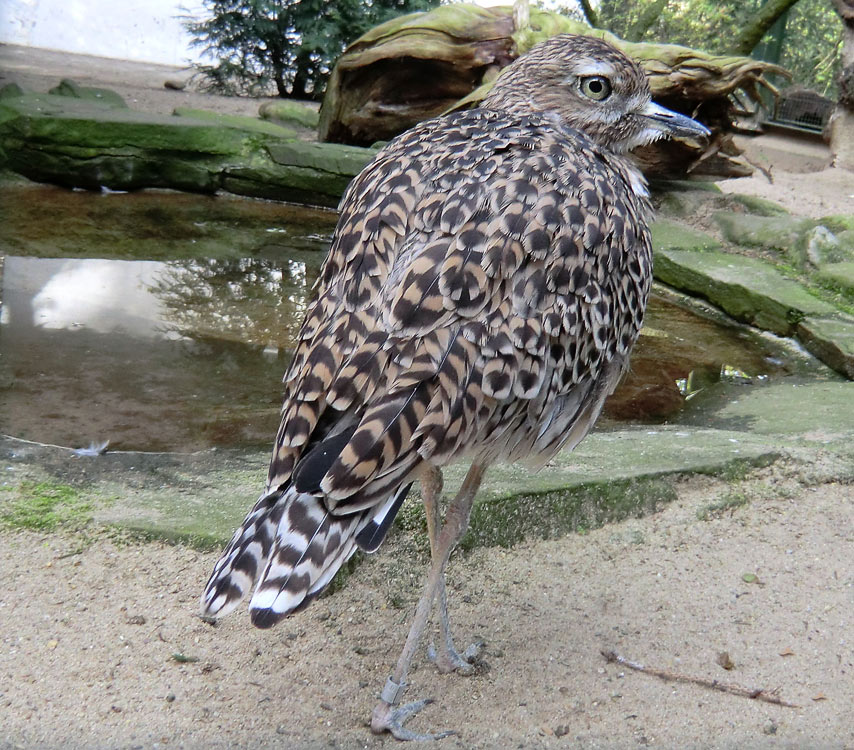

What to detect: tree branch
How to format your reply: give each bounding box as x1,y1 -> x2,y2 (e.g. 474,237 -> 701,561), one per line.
730,0 -> 802,56
626,0 -> 669,42
578,0 -> 599,28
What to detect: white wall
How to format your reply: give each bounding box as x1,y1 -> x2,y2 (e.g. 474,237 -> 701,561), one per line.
0,0 -> 207,65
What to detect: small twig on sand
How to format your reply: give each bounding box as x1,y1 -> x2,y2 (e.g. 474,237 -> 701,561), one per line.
601,650 -> 800,708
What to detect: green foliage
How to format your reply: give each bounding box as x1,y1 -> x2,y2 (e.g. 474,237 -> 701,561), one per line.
184,0 -> 441,99
0,481 -> 93,531
546,0 -> 842,95
774,0 -> 843,96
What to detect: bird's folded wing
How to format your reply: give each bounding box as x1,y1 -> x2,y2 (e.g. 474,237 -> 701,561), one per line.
265,110 -> 652,512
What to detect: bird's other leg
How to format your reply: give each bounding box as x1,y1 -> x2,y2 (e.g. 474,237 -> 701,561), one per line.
422,465 -> 483,676
370,462 -> 486,741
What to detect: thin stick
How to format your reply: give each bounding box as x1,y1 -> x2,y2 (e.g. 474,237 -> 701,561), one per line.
601,650 -> 800,708
1,433 -> 212,457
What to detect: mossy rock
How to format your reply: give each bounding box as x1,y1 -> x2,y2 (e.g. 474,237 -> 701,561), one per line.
803,225 -> 853,268
713,210 -> 815,267
820,215 -> 854,234
48,78 -> 127,109
654,247 -> 836,335
0,83 -> 25,100
796,314 -> 854,380
727,193 -> 789,217
651,218 -> 721,252
656,189 -> 719,219
173,107 -> 298,139
223,141 -> 375,205
259,100 -> 319,130
0,93 -> 366,206
815,261 -> 854,298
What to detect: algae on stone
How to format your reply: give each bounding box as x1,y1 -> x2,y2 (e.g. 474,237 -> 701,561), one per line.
713,211 -> 814,262
173,106 -> 299,139
259,100 -> 320,130
0,93 -> 372,206
796,315 -> 854,379
815,261 -> 854,298
652,219 -> 721,252
726,193 -> 790,217
48,78 -> 127,109
654,248 -> 836,335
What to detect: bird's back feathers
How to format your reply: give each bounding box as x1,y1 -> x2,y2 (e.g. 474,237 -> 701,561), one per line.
201,107 -> 653,626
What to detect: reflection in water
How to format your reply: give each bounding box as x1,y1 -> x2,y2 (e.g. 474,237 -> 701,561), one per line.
2,253 -> 798,451
1,256 -> 323,451
25,258 -> 167,336
0,184 -> 815,452
602,296 -> 792,422
150,257 -> 319,350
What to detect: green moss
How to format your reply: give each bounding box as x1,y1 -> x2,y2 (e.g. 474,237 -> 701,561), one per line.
48,79 -> 127,109
819,215 -> 854,234
815,262 -> 854,299
713,211 -> 814,257
460,477 -> 677,551
173,107 -> 298,139
258,100 -> 319,130
727,194 -> 789,217
0,83 -> 25,100
654,248 -> 836,335
652,219 -> 721,252
0,480 -> 94,531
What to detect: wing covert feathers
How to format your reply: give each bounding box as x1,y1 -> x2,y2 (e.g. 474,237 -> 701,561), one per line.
204,107 -> 653,625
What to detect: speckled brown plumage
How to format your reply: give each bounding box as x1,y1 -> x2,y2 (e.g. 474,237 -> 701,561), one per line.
201,34 -> 707,670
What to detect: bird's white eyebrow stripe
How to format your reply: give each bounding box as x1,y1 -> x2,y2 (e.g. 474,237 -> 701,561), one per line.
573,61 -> 617,77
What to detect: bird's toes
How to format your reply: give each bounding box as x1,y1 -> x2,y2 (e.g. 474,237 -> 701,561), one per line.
428,638 -> 486,675
371,698 -> 455,741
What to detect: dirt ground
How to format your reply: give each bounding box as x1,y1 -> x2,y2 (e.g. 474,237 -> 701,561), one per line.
2,45 -> 854,750
2,468 -> 853,750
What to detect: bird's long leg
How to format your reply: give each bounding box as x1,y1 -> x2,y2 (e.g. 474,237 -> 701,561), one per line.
370,461 -> 486,741
422,465 -> 483,675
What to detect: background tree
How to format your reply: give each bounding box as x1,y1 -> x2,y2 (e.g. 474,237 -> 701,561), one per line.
184,0 -> 440,99
565,0 -> 843,96
829,0 -> 854,166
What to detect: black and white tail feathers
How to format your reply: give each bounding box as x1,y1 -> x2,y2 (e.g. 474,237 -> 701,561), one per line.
199,482 -> 410,628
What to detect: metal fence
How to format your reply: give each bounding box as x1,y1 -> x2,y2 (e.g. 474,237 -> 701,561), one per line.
771,89 -> 835,132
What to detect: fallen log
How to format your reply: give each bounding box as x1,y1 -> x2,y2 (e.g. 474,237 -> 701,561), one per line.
319,3 -> 788,178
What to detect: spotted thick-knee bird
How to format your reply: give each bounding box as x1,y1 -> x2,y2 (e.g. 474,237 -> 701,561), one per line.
201,33 -> 708,740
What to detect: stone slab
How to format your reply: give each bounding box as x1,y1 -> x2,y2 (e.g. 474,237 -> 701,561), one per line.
173,106 -> 298,139
651,219 -> 721,252
797,314 -> 854,379
815,261 -> 854,296
0,93 -> 370,206
679,380 -> 854,438
55,426 -> 779,549
654,248 -> 836,335
713,211 -> 816,269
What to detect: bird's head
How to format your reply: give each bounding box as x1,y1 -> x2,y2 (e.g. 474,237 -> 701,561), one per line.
482,34 -> 710,153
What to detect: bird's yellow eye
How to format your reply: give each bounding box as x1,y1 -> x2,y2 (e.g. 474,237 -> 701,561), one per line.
579,76 -> 612,101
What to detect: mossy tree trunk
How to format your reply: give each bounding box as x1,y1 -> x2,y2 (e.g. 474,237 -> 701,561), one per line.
730,0 -> 802,55
318,4 -> 786,179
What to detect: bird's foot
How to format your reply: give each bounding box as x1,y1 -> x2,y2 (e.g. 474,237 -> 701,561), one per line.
370,677 -> 455,741
427,638 -> 485,675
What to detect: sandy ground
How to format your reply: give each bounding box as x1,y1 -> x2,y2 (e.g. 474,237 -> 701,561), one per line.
2,44 -> 854,750
2,468 -> 853,750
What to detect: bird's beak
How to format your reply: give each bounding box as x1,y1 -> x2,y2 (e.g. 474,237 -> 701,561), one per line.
641,101 -> 711,140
